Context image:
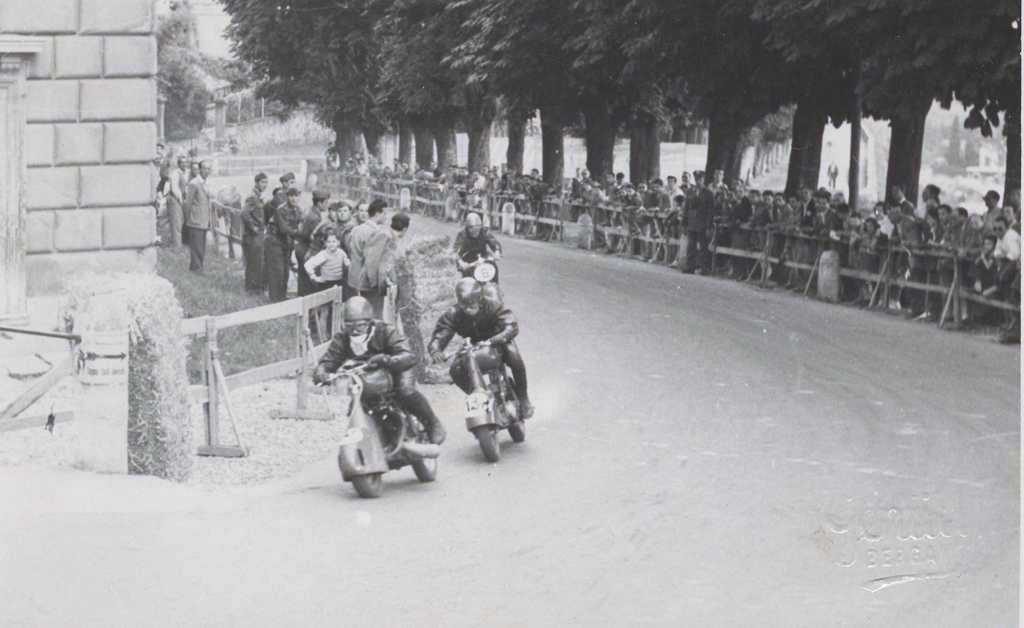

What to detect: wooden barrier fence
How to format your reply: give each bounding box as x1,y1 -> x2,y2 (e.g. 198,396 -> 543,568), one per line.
180,286 -> 344,457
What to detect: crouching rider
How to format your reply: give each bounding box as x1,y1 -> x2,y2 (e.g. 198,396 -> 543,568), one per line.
314,296 -> 447,444
427,278 -> 534,419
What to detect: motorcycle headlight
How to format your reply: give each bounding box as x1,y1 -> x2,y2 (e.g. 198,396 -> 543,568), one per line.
473,263 -> 496,283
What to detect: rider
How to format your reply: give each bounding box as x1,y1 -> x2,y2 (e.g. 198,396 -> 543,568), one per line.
454,212 -> 502,280
427,278 -> 534,419
313,297 -> 447,445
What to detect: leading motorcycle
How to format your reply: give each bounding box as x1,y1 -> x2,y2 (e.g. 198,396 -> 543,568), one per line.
319,360 -> 440,498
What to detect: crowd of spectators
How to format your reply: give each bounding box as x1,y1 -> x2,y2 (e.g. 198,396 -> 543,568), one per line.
330,155 -> 1020,341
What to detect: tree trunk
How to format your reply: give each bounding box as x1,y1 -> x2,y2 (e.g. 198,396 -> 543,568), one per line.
1004,107 -> 1020,202
432,121 -> 457,170
705,112 -> 741,183
467,116 -> 492,173
363,127 -> 383,161
629,113 -> 660,183
539,105 -> 564,189
506,114 -> 526,174
785,96 -> 826,196
885,95 -> 931,206
849,104 -> 862,212
413,122 -> 434,170
332,112 -> 362,160
726,137 -> 749,185
398,121 -> 413,167
583,99 -> 616,178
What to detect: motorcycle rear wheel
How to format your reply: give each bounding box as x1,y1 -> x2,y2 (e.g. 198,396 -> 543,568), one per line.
351,473 -> 384,498
411,458 -> 437,482
508,421 -> 526,443
473,426 -> 501,462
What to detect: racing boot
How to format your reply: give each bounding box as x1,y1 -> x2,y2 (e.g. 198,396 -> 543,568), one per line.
517,398 -> 535,420
403,390 -> 447,445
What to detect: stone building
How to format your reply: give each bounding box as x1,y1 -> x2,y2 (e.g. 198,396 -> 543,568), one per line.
0,0 -> 158,324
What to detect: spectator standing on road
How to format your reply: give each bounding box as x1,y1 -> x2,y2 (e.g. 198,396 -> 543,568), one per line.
348,198 -> 390,316
183,159 -> 213,273
241,173 -> 269,293
683,176 -> 715,274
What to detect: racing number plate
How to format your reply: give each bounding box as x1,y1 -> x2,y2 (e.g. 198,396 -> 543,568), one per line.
465,392 -> 490,420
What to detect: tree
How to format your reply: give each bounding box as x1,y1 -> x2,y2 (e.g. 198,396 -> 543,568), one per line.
157,3 -> 211,140
220,0 -> 388,160
454,0 -> 580,187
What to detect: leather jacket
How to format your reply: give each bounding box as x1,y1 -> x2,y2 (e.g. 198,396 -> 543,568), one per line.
428,301 -> 518,353
316,321 -> 417,375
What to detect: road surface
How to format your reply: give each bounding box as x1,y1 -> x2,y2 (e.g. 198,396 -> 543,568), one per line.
2,218 -> 1019,627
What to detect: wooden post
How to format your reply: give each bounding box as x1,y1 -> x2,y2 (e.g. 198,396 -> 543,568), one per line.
803,250 -> 823,296
331,285 -> 345,336
296,302 -> 309,410
869,250 -> 892,309
848,64 -> 863,212
204,317 -> 219,447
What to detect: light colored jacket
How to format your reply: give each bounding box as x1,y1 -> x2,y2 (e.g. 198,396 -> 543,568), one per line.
185,176 -> 211,229
347,221 -> 381,291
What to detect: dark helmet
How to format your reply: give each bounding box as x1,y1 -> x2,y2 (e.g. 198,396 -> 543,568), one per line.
343,296 -> 375,322
455,278 -> 482,311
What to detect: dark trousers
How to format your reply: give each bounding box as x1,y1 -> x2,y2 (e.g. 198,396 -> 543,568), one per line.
185,226 -> 207,272
685,230 -> 709,272
242,234 -> 265,292
265,238 -> 291,302
449,341 -> 529,403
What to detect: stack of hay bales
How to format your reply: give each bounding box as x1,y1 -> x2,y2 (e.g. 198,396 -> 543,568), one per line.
67,273 -> 192,481
395,235 -> 459,383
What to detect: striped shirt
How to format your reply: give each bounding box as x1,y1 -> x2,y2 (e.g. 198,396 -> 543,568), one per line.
304,248 -> 349,282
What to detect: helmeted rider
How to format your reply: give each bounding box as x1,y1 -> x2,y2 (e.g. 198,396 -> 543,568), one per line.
314,296 -> 447,444
428,278 -> 534,419
454,212 -> 502,280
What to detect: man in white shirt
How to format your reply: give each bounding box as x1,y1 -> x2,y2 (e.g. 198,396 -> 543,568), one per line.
165,153 -> 188,246
993,217 -> 1020,262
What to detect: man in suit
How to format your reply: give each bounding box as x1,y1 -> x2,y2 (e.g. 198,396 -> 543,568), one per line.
683,178 -> 715,274
183,159 -> 213,272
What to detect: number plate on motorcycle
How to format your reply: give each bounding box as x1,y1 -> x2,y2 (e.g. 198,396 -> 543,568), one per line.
465,392 -> 490,419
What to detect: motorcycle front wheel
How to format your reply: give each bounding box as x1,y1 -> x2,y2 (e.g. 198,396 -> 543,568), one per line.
411,458 -> 437,482
473,426 -> 501,462
351,473 -> 384,498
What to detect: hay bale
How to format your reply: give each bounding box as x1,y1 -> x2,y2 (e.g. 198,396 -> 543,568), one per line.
67,273 -> 192,481
396,235 -> 459,383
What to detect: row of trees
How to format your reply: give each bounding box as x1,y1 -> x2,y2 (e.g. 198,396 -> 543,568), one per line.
219,0 -> 1020,204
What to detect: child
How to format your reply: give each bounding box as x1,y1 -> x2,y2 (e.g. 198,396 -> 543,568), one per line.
304,230 -> 349,290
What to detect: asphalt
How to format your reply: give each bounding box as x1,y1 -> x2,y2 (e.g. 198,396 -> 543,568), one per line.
1,217 -> 1019,627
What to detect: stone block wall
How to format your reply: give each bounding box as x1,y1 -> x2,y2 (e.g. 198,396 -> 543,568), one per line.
1,0 -> 158,293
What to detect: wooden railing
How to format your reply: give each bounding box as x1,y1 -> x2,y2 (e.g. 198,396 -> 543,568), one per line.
180,286 -> 344,457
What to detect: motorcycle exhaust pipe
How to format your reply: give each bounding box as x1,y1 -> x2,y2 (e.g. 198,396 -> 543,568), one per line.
401,441 -> 441,459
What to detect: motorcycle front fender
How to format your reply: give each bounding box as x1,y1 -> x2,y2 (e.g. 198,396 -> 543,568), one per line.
338,399 -> 389,480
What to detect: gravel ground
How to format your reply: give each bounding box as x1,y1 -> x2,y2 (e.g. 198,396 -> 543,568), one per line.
187,377 -> 464,487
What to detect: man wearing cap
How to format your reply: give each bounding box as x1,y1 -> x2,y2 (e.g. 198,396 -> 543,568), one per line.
265,187 -> 303,301
183,159 -> 213,272
241,173 -> 269,293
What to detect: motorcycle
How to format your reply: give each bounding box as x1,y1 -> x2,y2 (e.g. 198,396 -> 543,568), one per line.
447,341 -> 526,462
459,251 -> 499,284
319,360 -> 440,498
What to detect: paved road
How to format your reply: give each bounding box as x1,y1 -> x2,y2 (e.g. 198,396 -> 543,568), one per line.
2,219 -> 1019,627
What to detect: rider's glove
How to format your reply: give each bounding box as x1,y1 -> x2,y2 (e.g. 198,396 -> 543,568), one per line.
312,366 -> 330,385
430,351 -> 446,365
366,354 -> 391,370
485,336 -> 505,346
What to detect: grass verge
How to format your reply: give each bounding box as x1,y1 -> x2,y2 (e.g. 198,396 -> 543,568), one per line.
155,246 -> 297,382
